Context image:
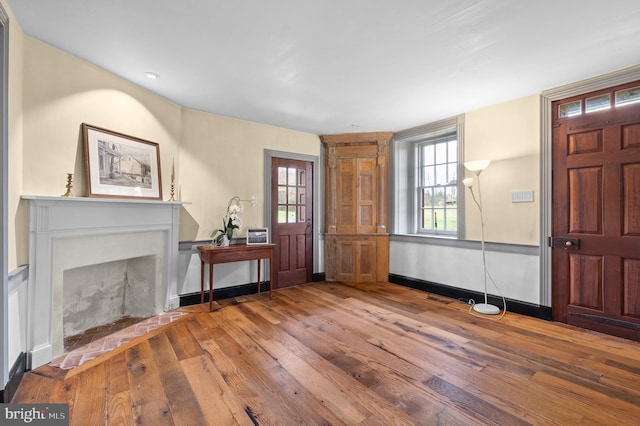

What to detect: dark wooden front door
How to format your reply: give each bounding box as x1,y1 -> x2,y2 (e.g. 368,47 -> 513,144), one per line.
552,81 -> 640,341
271,157 -> 313,288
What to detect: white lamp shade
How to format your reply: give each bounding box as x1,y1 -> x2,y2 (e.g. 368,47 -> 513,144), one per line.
463,177 -> 474,187
464,160 -> 491,172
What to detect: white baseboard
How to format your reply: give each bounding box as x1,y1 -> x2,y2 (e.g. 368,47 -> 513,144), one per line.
29,343 -> 53,370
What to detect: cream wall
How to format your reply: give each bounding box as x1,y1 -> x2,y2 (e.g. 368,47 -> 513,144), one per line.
21,36 -> 183,198
10,34 -> 320,269
7,18 -> 534,271
463,94 -> 540,246
389,95 -> 542,305
15,36 -> 182,267
5,0 -> 538,295
179,109 -> 320,241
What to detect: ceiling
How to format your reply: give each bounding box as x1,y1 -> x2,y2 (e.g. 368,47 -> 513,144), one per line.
6,0 -> 640,135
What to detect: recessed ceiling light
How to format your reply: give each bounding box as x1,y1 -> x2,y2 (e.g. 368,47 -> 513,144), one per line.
145,72 -> 160,79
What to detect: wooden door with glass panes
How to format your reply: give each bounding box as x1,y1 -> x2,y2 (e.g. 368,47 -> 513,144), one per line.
552,81 -> 640,341
271,157 -> 313,288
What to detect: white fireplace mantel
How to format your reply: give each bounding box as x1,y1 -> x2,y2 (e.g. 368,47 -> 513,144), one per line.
22,195 -> 188,369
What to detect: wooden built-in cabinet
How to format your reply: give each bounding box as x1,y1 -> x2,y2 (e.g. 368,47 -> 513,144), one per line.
325,234 -> 389,283
321,132 -> 393,283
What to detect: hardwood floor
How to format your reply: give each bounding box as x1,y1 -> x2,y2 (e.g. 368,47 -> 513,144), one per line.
12,281 -> 640,425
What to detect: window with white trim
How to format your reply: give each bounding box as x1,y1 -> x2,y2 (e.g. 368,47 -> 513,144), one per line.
417,132 -> 458,235
391,115 -> 464,238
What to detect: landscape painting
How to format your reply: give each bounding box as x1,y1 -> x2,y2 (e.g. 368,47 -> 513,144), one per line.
82,123 -> 162,200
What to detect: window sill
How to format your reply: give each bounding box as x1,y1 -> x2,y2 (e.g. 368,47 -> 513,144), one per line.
390,233 -> 539,255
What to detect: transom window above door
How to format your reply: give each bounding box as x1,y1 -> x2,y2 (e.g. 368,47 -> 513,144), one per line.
557,84 -> 640,118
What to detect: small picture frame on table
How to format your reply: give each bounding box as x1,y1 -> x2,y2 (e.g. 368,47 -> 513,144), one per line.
247,228 -> 269,245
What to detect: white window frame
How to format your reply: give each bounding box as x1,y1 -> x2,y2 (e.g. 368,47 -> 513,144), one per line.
390,115 -> 465,238
416,132 -> 458,236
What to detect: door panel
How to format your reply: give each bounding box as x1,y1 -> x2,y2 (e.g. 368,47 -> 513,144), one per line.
568,254 -> 603,310
552,81 -> 640,341
337,240 -> 356,282
271,157 -> 313,288
357,158 -> 377,234
568,167 -> 602,234
278,235 -> 290,271
624,260 -> 640,317
357,240 -> 376,282
623,163 -> 640,235
336,158 -> 356,233
335,157 -> 378,234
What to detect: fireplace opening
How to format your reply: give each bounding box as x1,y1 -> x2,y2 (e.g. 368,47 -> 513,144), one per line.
62,255 -> 157,350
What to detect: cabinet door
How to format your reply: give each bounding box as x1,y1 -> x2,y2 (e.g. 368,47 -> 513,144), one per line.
336,157 -> 378,234
336,239 -> 357,282
357,239 -> 377,282
335,238 -> 377,283
357,158 -> 377,234
336,158 -> 356,234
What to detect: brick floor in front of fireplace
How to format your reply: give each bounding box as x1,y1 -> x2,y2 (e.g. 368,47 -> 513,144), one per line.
63,316 -> 147,352
50,310 -> 189,370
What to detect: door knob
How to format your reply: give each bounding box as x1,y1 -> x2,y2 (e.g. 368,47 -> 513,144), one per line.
549,237 -> 580,250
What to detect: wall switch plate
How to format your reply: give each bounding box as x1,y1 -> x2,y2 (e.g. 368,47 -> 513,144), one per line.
511,190 -> 534,203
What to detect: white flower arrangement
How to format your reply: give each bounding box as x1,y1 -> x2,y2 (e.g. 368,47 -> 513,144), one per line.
210,196 -> 242,245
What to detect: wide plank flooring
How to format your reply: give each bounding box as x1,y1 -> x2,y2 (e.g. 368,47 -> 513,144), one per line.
12,281 -> 640,425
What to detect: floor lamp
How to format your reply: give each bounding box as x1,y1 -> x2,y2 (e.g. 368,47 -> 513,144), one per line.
463,160 -> 500,315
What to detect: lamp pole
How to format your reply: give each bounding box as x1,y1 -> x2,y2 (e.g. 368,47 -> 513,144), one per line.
464,161 -> 500,315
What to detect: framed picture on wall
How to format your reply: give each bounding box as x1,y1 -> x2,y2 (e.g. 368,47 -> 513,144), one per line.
247,228 -> 269,245
82,123 -> 163,200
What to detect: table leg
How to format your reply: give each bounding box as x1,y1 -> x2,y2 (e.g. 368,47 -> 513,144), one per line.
209,262 -> 214,312
257,258 -> 262,294
269,255 -> 273,299
200,260 -> 205,305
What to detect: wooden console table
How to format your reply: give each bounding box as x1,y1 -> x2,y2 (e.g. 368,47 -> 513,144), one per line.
197,244 -> 276,311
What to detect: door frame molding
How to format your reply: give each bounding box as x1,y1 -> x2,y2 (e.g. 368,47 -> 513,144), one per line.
1,4 -> 9,391
264,149 -> 322,273
540,64 -> 640,308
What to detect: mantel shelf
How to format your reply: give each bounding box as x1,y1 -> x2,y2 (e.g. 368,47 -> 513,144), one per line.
22,195 -> 190,206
